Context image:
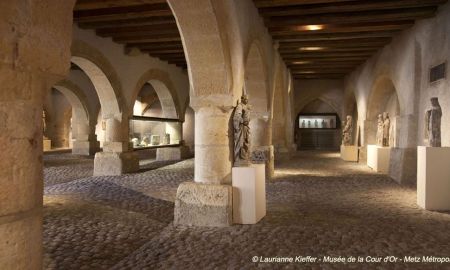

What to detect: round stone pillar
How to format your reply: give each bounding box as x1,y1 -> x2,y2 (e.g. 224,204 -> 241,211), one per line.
194,105 -> 233,184
250,116 -> 274,178
0,1 -> 76,269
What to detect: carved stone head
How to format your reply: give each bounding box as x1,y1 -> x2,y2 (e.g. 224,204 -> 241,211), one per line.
431,97 -> 439,107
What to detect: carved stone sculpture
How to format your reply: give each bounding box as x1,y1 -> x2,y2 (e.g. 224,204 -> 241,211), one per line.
342,115 -> 353,146
301,120 -> 305,128
376,114 -> 383,146
314,119 -> 318,128
163,133 -> 170,145
233,95 -> 251,167
42,110 -> 49,139
425,97 -> 442,147
307,120 -> 311,128
382,112 -> 390,147
321,119 -> 326,128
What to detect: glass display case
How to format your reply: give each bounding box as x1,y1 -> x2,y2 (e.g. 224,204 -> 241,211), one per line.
129,116 -> 182,149
299,115 -> 337,129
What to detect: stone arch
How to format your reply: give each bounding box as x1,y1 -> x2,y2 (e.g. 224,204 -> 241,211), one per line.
366,76 -> 401,146
271,60 -> 287,151
244,40 -> 270,148
54,80 -> 90,128
167,0 -> 232,97
71,40 -> 123,119
298,97 -> 341,120
131,69 -> 181,119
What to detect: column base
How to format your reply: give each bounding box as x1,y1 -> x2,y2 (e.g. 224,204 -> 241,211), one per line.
93,151 -> 139,176
340,145 -> 359,162
72,140 -> 100,156
367,145 -> 391,173
174,182 -> 232,227
389,147 -> 417,186
156,146 -> 191,161
417,146 -> 450,211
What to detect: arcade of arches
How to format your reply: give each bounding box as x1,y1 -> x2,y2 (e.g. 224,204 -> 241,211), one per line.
1,0 -> 450,269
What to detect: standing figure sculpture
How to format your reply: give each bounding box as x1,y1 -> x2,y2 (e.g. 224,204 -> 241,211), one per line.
321,119 -> 326,128
342,115 -> 353,146
301,120 -> 305,128
425,97 -> 442,147
42,110 -> 49,139
376,114 -> 384,146
314,119 -> 318,128
382,112 -> 390,147
233,95 -> 251,166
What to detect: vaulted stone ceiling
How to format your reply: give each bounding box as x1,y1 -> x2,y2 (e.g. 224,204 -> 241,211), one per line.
74,0 -> 186,69
253,0 -> 448,79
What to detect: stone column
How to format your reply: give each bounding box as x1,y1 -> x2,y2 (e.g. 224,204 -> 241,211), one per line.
72,122 -> 100,156
0,1 -> 76,269
93,116 -> 139,175
174,101 -> 233,227
250,115 -> 274,178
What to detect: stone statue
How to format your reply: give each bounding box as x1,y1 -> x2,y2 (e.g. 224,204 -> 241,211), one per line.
342,115 -> 353,146
307,120 -> 311,128
163,133 -> 170,145
42,110 -> 49,139
321,119 -> 326,128
301,120 -> 305,128
425,97 -> 442,147
376,114 -> 383,146
314,119 -> 318,128
233,94 -> 251,167
382,112 -> 390,147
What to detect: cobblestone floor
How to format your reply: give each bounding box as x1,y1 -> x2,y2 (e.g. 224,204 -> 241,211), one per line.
43,151 -> 450,270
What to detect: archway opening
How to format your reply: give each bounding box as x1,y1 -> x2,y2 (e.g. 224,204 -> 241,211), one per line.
244,42 -> 270,150
366,77 -> 400,147
43,89 -> 72,151
130,82 -> 181,150
296,99 -> 341,150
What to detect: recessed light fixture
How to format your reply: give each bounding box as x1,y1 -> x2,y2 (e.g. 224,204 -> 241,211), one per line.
299,47 -> 325,51
295,24 -> 325,31
292,61 -> 311,64
306,25 -> 324,31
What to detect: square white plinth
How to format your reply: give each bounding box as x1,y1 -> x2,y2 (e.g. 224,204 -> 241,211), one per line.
340,145 -> 358,162
232,164 -> 266,224
43,139 -> 51,151
367,145 -> 391,173
417,146 -> 450,211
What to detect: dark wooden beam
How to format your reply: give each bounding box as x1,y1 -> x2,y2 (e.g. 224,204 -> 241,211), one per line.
74,3 -> 172,23
113,35 -> 182,43
272,30 -> 400,41
75,0 -> 167,11
96,23 -> 179,36
270,21 -> 414,35
98,28 -> 180,39
254,0 -> 358,8
280,47 -> 380,53
259,0 -> 446,17
77,16 -> 176,29
265,7 -> 436,26
279,37 -> 391,48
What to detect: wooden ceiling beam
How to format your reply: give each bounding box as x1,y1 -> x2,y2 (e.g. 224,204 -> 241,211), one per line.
78,16 -> 176,29
265,7 -> 436,26
254,0 -> 358,8
98,29 -> 180,39
270,21 -> 414,34
279,38 -> 391,48
280,47 -> 380,53
259,0 -> 446,17
74,4 -> 172,23
75,0 -> 167,11
113,35 -> 182,43
272,30 -> 400,42
96,23 -> 179,36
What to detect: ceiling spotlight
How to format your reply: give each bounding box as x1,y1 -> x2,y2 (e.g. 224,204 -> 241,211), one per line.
292,61 -> 311,64
306,25 -> 324,31
295,24 -> 325,31
299,47 -> 325,51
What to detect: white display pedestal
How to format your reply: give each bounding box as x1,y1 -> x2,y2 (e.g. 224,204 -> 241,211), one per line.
417,146 -> 450,211
232,164 -> 266,224
43,139 -> 51,151
340,145 -> 358,162
367,145 -> 391,173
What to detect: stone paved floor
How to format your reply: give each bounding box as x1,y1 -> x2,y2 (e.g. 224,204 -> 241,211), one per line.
43,151 -> 450,270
